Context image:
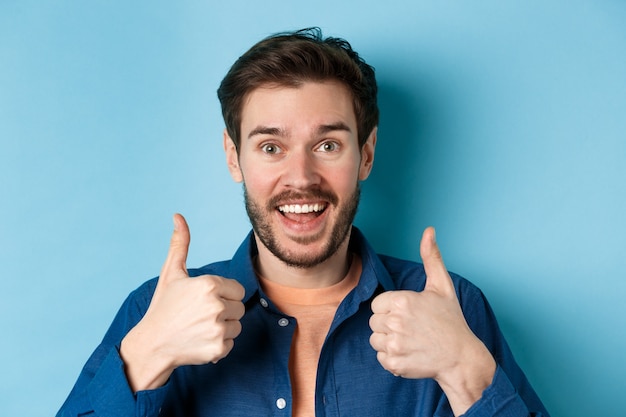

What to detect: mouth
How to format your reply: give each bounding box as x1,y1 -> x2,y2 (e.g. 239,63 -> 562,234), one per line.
278,203 -> 326,214
277,202 -> 327,222
268,189 -> 337,227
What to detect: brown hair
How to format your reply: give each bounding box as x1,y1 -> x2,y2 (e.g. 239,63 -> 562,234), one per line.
217,28 -> 378,151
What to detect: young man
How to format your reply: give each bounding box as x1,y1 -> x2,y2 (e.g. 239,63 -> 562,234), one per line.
57,29 -> 549,417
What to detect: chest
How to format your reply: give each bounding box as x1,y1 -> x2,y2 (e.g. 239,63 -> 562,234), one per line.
160,301 -> 449,416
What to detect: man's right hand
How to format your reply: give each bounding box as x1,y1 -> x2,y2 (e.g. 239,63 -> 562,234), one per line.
120,214 -> 246,392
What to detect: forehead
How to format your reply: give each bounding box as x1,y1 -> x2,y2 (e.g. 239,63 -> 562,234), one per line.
240,80 -> 357,131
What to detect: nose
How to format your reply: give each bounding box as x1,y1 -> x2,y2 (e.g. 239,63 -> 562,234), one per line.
282,148 -> 321,189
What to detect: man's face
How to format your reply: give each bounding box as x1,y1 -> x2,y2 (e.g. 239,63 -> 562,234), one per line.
225,80 -> 376,268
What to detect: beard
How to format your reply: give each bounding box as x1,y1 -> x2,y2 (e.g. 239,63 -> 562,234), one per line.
244,184 -> 360,269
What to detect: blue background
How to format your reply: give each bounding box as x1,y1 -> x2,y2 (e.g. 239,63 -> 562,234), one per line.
1,1 -> 624,416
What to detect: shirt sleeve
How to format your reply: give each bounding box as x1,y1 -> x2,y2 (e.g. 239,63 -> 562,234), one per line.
461,366 -> 544,417
454,276 -> 550,417
56,280 -> 168,417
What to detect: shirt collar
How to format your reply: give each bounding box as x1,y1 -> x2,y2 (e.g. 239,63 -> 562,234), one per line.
227,226 -> 396,303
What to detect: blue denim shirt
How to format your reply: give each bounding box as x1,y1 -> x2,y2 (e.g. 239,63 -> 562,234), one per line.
57,227 -> 549,417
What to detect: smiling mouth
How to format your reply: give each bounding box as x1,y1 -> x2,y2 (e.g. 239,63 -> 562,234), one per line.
277,203 -> 327,214
277,203 -> 328,223
277,203 -> 328,224
270,189 -> 336,223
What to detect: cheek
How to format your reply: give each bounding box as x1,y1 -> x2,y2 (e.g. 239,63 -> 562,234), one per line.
239,163 -> 276,197
331,164 -> 362,194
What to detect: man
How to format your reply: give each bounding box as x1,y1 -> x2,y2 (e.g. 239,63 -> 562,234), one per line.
57,28 -> 549,416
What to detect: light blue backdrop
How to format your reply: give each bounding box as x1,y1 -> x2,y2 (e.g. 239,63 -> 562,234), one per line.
1,1 -> 624,416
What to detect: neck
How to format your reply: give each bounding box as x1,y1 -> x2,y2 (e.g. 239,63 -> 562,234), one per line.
254,232 -> 353,289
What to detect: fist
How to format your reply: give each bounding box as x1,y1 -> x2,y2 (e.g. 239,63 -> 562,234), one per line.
369,227 -> 481,380
120,214 -> 245,391
144,214 -> 246,367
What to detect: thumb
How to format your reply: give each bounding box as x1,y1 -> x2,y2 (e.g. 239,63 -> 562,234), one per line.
159,213 -> 190,283
420,227 -> 454,294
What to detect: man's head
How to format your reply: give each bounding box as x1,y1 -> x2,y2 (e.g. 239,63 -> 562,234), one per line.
219,29 -> 378,271
217,27 -> 379,152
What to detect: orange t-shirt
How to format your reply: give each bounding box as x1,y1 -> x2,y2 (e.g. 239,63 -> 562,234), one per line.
259,255 -> 362,417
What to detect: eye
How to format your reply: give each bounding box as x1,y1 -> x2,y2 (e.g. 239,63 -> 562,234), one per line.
316,141 -> 340,153
261,143 -> 282,154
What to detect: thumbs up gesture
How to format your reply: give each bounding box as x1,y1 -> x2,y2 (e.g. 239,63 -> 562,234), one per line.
369,227 -> 495,414
120,214 -> 246,392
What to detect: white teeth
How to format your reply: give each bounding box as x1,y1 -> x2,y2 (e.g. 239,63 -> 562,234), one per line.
278,203 -> 325,214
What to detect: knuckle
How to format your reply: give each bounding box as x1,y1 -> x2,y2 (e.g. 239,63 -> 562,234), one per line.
212,338 -> 234,361
230,279 -> 246,299
234,302 -> 246,319
202,276 -> 221,293
368,314 -> 376,329
369,332 -> 381,350
383,356 -> 403,375
207,320 -> 228,338
231,320 -> 243,338
377,352 -> 401,375
211,301 -> 229,320
386,315 -> 405,333
222,338 -> 235,354
385,337 -> 404,356
391,292 -> 411,309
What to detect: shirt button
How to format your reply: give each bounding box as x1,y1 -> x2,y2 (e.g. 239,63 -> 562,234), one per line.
276,398 -> 287,409
278,318 -> 289,327
260,298 -> 269,308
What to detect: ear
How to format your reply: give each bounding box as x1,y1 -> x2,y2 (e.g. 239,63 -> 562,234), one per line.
358,126 -> 377,181
223,129 -> 243,183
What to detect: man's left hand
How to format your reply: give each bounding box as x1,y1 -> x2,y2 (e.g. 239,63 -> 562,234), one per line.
369,227 -> 496,415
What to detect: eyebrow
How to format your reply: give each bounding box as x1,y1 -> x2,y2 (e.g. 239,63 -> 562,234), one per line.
247,122 -> 352,140
316,122 -> 352,135
247,126 -> 287,139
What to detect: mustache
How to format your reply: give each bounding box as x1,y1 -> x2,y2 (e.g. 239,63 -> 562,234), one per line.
267,189 -> 339,210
